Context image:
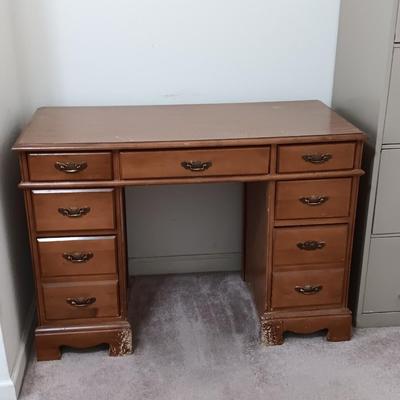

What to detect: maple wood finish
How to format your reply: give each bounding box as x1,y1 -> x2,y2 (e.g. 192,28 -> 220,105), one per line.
275,178 -> 352,220
28,152 -> 113,181
13,101 -> 365,360
277,142 -> 356,173
120,147 -> 270,179
31,189 -> 116,232
273,224 -> 349,266
43,280 -> 120,320
271,268 -> 345,309
37,236 -> 117,277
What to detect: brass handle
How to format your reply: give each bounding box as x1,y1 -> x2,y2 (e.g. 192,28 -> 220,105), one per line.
55,161 -> 88,173
63,252 -> 94,263
66,297 -> 96,307
58,206 -> 91,218
297,241 -> 326,251
295,285 -> 323,295
299,195 -> 329,206
302,154 -> 332,164
181,160 -> 212,172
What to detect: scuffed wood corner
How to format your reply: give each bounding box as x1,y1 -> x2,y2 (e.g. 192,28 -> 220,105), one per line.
260,315 -> 284,346
109,328 -> 133,356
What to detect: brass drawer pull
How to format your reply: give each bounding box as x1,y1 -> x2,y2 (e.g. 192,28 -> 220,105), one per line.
58,206 -> 91,218
297,240 -> 326,251
66,297 -> 96,307
295,285 -> 323,295
63,251 -> 94,263
55,161 -> 88,173
299,195 -> 329,206
181,160 -> 212,172
302,154 -> 332,164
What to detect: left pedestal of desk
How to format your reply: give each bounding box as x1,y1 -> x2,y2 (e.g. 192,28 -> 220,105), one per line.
17,152 -> 132,361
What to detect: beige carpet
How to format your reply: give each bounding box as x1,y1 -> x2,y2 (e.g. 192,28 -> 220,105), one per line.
20,272 -> 400,400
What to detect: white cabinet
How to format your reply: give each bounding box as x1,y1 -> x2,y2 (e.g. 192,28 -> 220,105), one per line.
373,150 -> 400,234
364,237 -> 400,313
383,49 -> 400,143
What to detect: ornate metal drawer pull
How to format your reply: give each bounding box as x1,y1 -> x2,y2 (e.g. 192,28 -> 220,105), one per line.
58,206 -> 91,218
66,297 -> 96,307
299,195 -> 329,206
297,240 -> 326,251
295,285 -> 323,295
55,161 -> 88,173
181,160 -> 212,172
302,154 -> 332,164
63,252 -> 94,263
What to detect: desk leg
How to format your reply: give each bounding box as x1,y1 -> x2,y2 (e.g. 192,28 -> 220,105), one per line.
36,322 -> 133,361
260,316 -> 284,346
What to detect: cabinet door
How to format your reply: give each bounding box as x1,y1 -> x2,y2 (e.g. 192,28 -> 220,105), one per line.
383,49 -> 400,143
373,149 -> 400,234
396,4 -> 400,43
364,237 -> 400,313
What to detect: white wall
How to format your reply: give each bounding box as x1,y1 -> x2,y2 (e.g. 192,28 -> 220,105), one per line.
11,0 -> 341,274
0,0 -> 34,398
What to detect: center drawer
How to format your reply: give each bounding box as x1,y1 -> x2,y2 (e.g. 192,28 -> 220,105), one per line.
275,178 -> 352,220
37,236 -> 117,277
120,147 -> 270,179
32,189 -> 115,232
42,280 -> 120,321
273,224 -> 348,266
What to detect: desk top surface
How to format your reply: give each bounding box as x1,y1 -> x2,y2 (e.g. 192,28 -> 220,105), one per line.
13,100 -> 363,151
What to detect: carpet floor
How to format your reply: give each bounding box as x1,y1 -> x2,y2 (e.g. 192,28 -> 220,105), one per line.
20,272 -> 400,400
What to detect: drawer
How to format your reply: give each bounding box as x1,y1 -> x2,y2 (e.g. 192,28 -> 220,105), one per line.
277,143 -> 356,173
43,280 -> 119,320
373,149 -> 400,234
275,178 -> 352,220
32,189 -> 115,232
28,152 -> 113,181
383,49 -> 400,143
37,236 -> 117,277
397,4 -> 400,43
120,147 -> 270,179
271,268 -> 344,309
364,237 -> 400,313
273,224 -> 348,266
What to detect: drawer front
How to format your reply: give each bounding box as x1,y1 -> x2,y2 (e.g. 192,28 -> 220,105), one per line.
397,4 -> 400,43
383,49 -> 400,143
120,147 -> 270,179
277,143 -> 356,173
28,152 -> 113,181
275,178 -> 352,220
273,224 -> 348,266
43,280 -> 120,320
32,189 -> 115,232
364,237 -> 400,313
37,236 -> 117,277
373,149 -> 400,234
272,268 -> 344,309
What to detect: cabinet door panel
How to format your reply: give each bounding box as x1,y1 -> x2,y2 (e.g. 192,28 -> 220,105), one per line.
383,49 -> 400,143
373,150 -> 400,234
364,237 -> 400,313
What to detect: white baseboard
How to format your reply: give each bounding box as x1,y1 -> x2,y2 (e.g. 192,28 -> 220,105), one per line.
129,252 -> 242,275
10,304 -> 35,397
0,379 -> 16,400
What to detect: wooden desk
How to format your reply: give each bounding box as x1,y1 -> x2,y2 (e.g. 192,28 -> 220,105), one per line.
13,100 -> 365,361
